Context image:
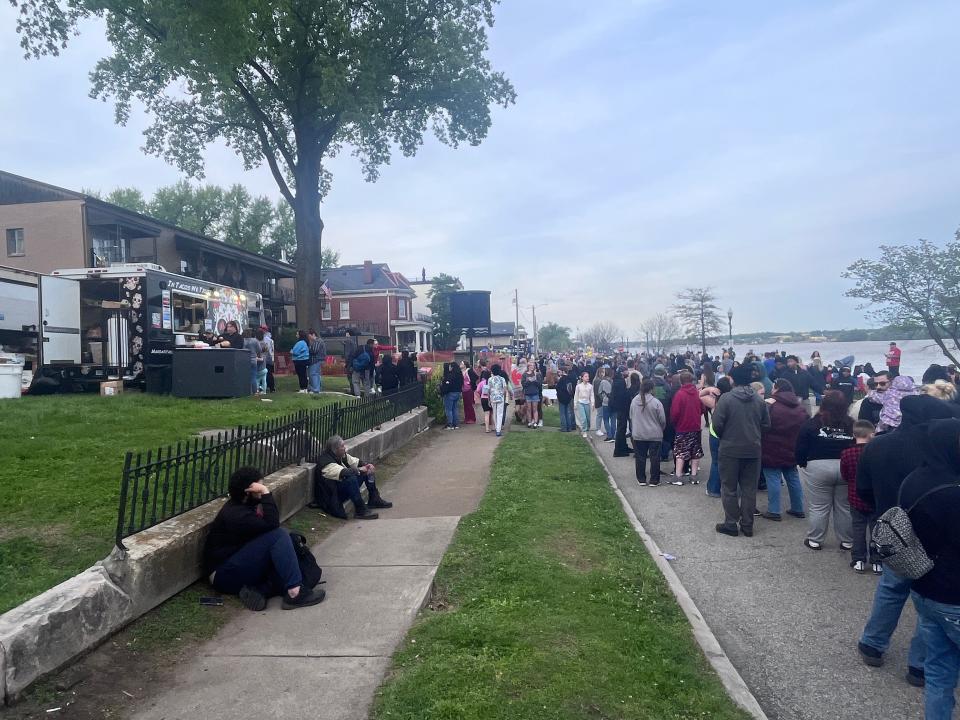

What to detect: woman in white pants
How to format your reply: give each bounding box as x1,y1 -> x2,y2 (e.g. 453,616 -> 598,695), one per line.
795,391 -> 855,550
486,364 -> 511,437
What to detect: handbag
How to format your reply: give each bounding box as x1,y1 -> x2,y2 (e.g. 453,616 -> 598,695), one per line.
872,482 -> 958,579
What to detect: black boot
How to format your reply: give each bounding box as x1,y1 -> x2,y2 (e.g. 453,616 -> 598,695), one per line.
354,497 -> 379,520
368,488 -> 393,509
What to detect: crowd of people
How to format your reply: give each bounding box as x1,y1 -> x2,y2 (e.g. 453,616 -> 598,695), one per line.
437,344 -> 960,718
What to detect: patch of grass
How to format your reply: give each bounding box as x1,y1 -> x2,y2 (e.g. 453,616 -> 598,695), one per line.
372,432 -> 750,720
0,374 -> 353,614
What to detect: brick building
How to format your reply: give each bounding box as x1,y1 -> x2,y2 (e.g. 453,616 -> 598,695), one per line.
321,261 -> 433,352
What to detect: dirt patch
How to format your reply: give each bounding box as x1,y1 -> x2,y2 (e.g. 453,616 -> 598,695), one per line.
544,530 -> 599,573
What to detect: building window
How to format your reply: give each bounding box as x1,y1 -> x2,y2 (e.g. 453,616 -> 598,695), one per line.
339,300 -> 350,320
321,302 -> 331,321
398,298 -> 407,319
6,228 -> 24,257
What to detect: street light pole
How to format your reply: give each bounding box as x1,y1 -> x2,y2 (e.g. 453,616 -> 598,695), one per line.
727,308 -> 733,347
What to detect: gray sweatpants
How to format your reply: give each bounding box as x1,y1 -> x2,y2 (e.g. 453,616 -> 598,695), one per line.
799,459 -> 852,544
719,455 -> 761,531
351,371 -> 371,397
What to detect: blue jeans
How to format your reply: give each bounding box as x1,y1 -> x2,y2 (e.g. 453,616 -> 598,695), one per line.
308,361 -> 323,393
860,566 -> 925,669
914,593 -> 960,720
762,466 -> 804,514
602,406 -> 614,439
443,391 -> 460,427
707,434 -> 721,496
337,471 -> 379,507
212,527 -> 302,597
249,365 -> 258,394
576,402 -> 591,431
558,401 -> 574,431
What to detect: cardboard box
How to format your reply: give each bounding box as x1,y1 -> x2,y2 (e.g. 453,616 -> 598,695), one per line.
100,380 -> 124,397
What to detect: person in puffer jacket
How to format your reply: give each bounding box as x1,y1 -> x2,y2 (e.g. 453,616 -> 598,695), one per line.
669,371 -> 704,481
760,378 -> 808,520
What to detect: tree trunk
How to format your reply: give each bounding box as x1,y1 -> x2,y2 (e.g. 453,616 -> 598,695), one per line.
292,158 -> 324,330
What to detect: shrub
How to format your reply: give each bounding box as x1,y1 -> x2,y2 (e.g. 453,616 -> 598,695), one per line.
424,369 -> 446,422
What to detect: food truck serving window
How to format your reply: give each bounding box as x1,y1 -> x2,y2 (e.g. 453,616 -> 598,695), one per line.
172,293 -> 206,335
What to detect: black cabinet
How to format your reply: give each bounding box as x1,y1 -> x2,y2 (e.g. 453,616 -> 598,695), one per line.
172,348 -> 250,398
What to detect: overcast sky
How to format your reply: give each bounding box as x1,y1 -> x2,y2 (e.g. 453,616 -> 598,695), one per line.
2,0 -> 959,338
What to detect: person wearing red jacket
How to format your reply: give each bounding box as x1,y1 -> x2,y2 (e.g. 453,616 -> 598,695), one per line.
670,371 -> 704,483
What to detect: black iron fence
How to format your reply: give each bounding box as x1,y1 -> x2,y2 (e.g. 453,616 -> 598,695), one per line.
115,383 -> 424,549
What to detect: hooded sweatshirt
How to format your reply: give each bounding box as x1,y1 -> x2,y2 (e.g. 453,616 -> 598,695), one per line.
712,386 -> 771,458
761,390 -> 807,467
856,394 -> 960,514
629,392 -> 666,441
670,383 -> 703,433
899,419 -> 960,604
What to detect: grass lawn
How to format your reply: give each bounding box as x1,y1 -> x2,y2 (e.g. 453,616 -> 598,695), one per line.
0,373 -> 352,614
372,431 -> 750,720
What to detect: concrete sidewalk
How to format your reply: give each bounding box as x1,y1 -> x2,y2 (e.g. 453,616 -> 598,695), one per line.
131,423 -> 496,720
592,432 -> 925,720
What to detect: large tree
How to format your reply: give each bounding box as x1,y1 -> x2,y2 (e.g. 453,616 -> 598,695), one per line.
427,272 -> 463,351
638,313 -> 681,355
537,322 -> 572,352
673,287 -> 723,356
580,322 -> 621,353
14,0 -> 515,328
843,237 -> 960,365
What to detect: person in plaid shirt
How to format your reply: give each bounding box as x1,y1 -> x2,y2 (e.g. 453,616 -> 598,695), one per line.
841,420 -> 880,574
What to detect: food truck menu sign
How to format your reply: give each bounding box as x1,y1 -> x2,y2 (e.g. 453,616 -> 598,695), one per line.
161,289 -> 172,330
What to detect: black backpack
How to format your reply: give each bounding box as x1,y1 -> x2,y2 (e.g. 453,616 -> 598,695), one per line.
289,531 -> 324,590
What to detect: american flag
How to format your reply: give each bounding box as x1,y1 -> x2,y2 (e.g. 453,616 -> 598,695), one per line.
320,280 -> 332,300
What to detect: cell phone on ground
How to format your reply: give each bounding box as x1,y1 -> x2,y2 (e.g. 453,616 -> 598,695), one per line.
199,596 -> 224,606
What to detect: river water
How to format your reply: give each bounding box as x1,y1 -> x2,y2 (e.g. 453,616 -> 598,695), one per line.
682,339 -> 955,380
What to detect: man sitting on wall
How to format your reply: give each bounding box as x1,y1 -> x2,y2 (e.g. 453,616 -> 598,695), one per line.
203,467 -> 326,611
317,435 -> 393,519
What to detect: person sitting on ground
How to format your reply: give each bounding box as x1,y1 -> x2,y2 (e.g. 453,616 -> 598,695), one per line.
203,466 -> 326,611
317,435 -> 392,519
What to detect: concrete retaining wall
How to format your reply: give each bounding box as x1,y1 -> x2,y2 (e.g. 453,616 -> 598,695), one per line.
0,406 -> 428,703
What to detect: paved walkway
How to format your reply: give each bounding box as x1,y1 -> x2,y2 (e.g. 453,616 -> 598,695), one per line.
592,430 -> 925,720
131,424 -> 496,720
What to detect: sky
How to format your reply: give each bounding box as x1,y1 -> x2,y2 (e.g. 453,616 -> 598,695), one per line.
2,0 -> 960,339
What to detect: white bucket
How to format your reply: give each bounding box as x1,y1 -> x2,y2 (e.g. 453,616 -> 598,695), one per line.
0,363 -> 24,399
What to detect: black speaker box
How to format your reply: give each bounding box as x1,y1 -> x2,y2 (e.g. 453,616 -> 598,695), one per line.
172,348 -> 251,398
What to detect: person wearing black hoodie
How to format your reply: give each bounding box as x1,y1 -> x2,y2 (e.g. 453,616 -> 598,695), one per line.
376,353 -> 401,395
396,350 -> 418,386
555,365 -> 577,432
856,394 -> 960,684
900,419 -> 960,719
713,364 -> 770,537
610,367 -> 632,457
204,467 -> 326,611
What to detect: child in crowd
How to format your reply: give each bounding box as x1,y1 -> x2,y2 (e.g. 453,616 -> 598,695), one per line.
841,420 -> 881,574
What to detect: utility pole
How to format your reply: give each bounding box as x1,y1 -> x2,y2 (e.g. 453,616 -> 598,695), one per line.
513,288 -> 519,352
532,304 -> 538,357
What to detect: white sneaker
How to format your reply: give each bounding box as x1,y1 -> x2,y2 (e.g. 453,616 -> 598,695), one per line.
852,560 -> 866,573
537,420 -> 543,427
595,430 -> 604,436
581,432 -> 588,438
297,389 -> 308,394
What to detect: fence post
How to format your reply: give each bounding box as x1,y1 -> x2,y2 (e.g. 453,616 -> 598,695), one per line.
115,451 -> 133,551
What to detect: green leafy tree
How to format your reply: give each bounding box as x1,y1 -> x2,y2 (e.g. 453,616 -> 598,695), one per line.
148,180 -> 224,235
219,185 -> 275,254
843,237 -> 960,365
427,273 -> 464,351
13,0 -> 515,328
537,322 -> 572,351
673,287 -> 723,356
103,187 -> 147,214
265,202 -> 339,266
